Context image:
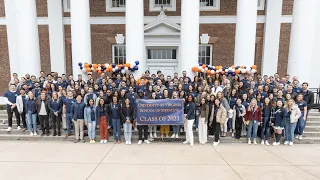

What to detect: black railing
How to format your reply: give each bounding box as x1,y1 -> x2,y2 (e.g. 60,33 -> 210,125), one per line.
310,85 -> 320,111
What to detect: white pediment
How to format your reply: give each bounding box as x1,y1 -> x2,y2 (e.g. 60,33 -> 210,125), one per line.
144,10 -> 180,35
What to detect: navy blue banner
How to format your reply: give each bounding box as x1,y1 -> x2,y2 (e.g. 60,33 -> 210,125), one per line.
136,99 -> 184,125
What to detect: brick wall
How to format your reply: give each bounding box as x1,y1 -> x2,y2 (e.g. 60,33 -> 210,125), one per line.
64,25 -> 72,76
0,0 -> 5,17
38,25 -> 51,74
0,26 -> 10,96
278,23 -> 291,77
36,0 -> 48,17
282,0 -> 294,15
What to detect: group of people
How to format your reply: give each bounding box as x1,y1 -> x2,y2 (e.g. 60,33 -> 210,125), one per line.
3,69 -> 314,147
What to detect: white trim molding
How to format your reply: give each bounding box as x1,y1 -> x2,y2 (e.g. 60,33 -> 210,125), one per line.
106,0 -> 126,12
149,0 -> 176,12
257,0 -> 265,11
63,0 -> 71,12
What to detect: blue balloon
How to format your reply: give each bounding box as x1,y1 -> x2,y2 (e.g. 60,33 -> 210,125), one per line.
236,66 -> 240,68
80,67 -> 83,70
135,61 -> 140,65
78,62 -> 82,67
89,64 -> 92,68
199,63 -> 203,66
232,72 -> 235,76
112,64 -> 116,68
244,66 -> 247,69
121,66 -> 124,69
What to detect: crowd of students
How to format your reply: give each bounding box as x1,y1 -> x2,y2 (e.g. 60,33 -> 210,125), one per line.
3,70 -> 314,147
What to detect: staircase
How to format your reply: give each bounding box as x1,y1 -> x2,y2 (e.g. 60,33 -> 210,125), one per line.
0,109 -> 319,144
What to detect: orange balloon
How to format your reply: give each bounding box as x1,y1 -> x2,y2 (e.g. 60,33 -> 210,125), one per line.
235,69 -> 240,74
231,65 -> 235,68
202,64 -> 206,69
98,70 -> 102,74
206,70 -> 211,74
252,65 -> 257,69
221,71 -> 225,75
86,68 -> 91,72
97,64 -> 101,67
84,63 -> 89,68
240,65 -> 244,69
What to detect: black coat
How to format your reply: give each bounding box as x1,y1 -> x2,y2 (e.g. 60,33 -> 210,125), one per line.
120,106 -> 134,124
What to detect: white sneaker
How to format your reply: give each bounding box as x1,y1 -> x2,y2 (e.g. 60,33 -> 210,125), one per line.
6,127 -> 12,132
144,140 -> 151,144
30,132 -> 34,136
265,141 -> 270,146
298,135 -> 303,140
284,141 -> 289,145
253,139 -> 257,145
190,143 -> 194,147
2,120 -> 5,124
153,133 -> 157,138
128,141 -> 131,145
103,140 -> 108,144
137,140 -> 142,145
183,141 -> 189,144
289,142 -> 293,146
17,126 -> 21,130
213,141 -> 220,146
175,134 -> 179,138
166,134 -> 169,138
248,139 -> 251,145
171,134 -> 175,138
196,128 -> 198,132
295,135 -> 299,139
161,134 -> 164,138
100,140 -> 104,144
150,133 -> 153,138
273,142 -> 280,146
125,141 -> 128,145
261,140 -> 265,145
34,132 -> 37,136
231,133 -> 234,138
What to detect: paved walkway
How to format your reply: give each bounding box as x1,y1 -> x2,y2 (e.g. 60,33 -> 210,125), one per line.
0,141 -> 320,180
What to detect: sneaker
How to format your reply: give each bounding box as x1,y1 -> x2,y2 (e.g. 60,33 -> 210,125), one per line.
213,141 -> 220,146
128,141 -> 131,145
273,142 -> 280,146
171,134 -> 175,138
298,135 -> 302,140
81,139 -> 85,143
231,133 -> 234,138
261,140 -> 265,145
2,120 -> 5,124
153,133 -> 157,138
137,140 -> 142,145
284,141 -> 289,145
150,133 -> 153,138
144,140 -> 151,144
125,141 -> 128,145
166,134 -> 169,138
295,135 -> 299,139
74,139 -> 79,143
248,139 -> 251,145
190,143 -> 194,147
183,141 -> 189,144
161,134 -> 164,138
265,140 -> 270,146
34,132 -> 37,136
92,140 -> 95,143
196,128 -> 198,132
175,134 -> 179,138
108,126 -> 111,129
30,132 -> 34,136
17,126 -> 21,130
100,140 -> 104,144
253,139 -> 257,145
103,140 -> 108,144
6,127 -> 12,132
90,140 -> 93,144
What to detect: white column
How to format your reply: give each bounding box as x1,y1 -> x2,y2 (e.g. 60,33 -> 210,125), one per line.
234,0 -> 258,66
126,0 -> 144,77
310,0 -> 320,88
15,0 -> 41,77
70,0 -> 92,78
261,0 -> 282,75
180,0 -> 200,78
4,0 -> 20,76
48,0 -> 66,75
288,0 -> 317,83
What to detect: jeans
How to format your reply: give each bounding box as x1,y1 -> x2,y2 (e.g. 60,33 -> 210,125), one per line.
123,122 -> 132,142
148,125 -> 157,134
247,120 -> 258,139
112,119 -> 121,141
26,111 -> 37,133
66,113 -> 73,134
295,112 -> 305,136
20,110 -> 27,128
260,117 -> 270,140
285,120 -> 297,142
227,118 -> 233,131
172,125 -> 180,135
138,125 -> 148,140
88,121 -> 96,140
184,119 -> 195,144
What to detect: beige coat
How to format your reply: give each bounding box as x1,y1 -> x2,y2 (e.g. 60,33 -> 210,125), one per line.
209,105 -> 227,125
288,104 -> 301,123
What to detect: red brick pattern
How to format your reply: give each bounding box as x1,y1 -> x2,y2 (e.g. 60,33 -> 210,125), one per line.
0,26 -> 10,95
278,23 -> 291,77
38,25 -> 51,74
36,0 -> 48,17
64,25 -> 72,76
0,0 -> 5,17
282,0 -> 293,15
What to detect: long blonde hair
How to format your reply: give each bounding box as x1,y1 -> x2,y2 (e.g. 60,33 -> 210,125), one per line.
284,99 -> 295,109
248,98 -> 258,111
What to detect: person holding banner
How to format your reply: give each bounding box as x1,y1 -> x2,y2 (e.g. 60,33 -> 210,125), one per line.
209,99 -> 227,146
136,90 -> 151,145
198,98 -> 209,144
171,91 -> 180,138
121,98 -> 134,145
183,95 -> 196,147
149,92 -> 158,138
160,89 -> 170,138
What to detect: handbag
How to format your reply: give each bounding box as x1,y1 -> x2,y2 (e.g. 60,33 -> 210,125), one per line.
228,109 -> 234,119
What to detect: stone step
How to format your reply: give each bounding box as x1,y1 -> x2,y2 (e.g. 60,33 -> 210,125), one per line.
303,132 -> 320,137
305,126 -> 320,132
306,121 -> 320,126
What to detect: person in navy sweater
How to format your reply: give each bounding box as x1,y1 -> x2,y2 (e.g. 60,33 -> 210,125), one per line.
63,91 -> 76,137
4,84 -> 20,132
48,92 -> 62,136
108,96 -> 122,144
183,95 -> 196,147
71,95 -> 86,143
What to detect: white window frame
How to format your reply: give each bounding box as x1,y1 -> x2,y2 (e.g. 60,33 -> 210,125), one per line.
63,0 -> 71,13
200,0 -> 220,11
149,0 -> 176,12
112,45 -> 126,64
257,0 -> 265,10
198,45 -> 213,65
106,0 -> 126,12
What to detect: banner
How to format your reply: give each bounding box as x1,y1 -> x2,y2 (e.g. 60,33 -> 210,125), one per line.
136,99 -> 184,125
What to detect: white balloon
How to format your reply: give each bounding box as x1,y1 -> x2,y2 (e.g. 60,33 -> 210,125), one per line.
112,68 -> 116,72
115,67 -> 119,70
98,67 -> 101,71
232,69 -> 235,72
91,67 -> 95,71
205,67 -> 208,71
238,68 -> 242,71
199,66 -> 203,71
124,67 -> 129,71
225,69 -> 229,73
212,66 -> 216,69
241,69 -> 246,74
82,68 -> 87,72
105,64 -> 109,67
201,69 -> 205,73
246,69 -> 250,73
121,69 -> 126,74
130,63 -> 135,68
210,70 -> 215,74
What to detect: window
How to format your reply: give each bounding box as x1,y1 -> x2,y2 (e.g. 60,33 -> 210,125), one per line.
63,0 -> 70,12
106,0 -> 126,12
257,0 -> 265,10
113,45 -> 126,64
198,45 -> 212,65
149,0 -> 176,12
147,49 -> 177,59
200,0 -> 220,11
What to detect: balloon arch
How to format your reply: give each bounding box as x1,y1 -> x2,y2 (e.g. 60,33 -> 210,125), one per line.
192,63 -> 257,76
78,61 -> 140,74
